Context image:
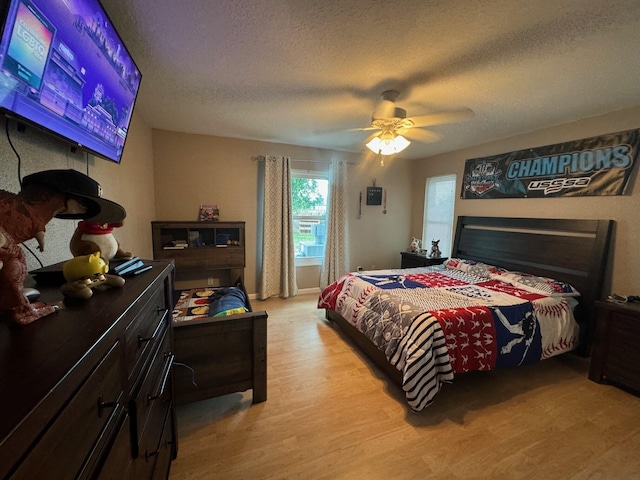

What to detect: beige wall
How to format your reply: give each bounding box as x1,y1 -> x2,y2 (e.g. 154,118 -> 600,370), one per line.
151,130 -> 415,294
409,106 -> 640,297
0,112 -> 156,272
7,104 -> 638,300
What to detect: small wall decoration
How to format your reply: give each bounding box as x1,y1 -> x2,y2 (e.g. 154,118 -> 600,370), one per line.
366,179 -> 383,205
199,204 -> 219,222
382,188 -> 387,214
461,128 -> 640,199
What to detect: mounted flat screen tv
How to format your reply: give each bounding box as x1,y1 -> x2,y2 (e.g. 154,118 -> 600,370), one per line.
0,0 -> 141,163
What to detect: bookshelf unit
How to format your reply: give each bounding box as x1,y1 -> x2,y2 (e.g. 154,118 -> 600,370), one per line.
152,221 -> 245,287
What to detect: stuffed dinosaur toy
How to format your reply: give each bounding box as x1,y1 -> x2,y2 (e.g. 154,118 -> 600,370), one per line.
0,169 -> 126,325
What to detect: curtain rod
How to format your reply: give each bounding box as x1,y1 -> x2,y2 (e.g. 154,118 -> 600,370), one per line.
252,155 -> 358,165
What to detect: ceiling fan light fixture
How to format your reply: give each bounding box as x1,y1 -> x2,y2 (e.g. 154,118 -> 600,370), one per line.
366,134 -> 410,155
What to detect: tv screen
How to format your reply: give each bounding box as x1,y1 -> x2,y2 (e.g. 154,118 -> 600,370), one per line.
0,0 -> 141,163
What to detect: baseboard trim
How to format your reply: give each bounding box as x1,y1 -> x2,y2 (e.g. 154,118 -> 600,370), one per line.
248,287 -> 320,300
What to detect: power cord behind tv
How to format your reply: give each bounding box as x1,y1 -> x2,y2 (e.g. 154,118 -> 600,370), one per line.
5,117 -> 23,187
5,117 -> 44,268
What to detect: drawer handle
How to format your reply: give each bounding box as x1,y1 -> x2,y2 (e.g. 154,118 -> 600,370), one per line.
146,439 -> 174,460
137,333 -> 155,347
157,306 -> 169,316
147,352 -> 174,405
97,395 -> 118,417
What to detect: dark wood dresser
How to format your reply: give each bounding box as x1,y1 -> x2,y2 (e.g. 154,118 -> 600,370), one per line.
400,252 -> 447,269
589,300 -> 640,396
0,260 -> 177,479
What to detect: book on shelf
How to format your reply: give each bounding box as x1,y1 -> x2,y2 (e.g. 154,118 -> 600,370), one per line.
164,239 -> 188,249
199,204 -> 219,222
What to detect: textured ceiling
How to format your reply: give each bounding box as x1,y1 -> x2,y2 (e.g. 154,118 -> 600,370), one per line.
101,0 -> 640,160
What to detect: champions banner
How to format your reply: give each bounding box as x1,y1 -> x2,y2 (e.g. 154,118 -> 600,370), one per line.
461,129 -> 640,199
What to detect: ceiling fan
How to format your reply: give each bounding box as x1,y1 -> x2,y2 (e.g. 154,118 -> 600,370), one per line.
356,90 -> 475,155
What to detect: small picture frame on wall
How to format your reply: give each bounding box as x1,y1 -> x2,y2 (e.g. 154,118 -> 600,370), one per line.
366,186 -> 383,205
198,204 -> 219,222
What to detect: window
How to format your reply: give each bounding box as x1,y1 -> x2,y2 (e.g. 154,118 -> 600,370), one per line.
291,171 -> 328,265
422,174 -> 456,257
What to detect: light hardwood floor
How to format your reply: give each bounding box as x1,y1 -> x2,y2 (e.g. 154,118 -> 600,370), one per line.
169,294 -> 640,480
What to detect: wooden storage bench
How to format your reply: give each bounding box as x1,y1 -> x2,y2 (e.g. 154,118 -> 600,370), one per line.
172,288 -> 268,405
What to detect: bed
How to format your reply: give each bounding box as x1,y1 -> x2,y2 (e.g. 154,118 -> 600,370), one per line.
318,216 -> 613,411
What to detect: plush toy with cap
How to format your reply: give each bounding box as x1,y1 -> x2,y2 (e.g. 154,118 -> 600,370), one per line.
70,221 -> 132,260
0,169 -> 126,325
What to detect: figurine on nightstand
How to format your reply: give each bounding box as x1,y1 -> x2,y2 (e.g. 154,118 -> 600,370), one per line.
409,237 -> 422,253
429,239 -> 442,259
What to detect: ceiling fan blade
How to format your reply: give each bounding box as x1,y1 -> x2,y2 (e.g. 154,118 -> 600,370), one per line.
408,107 -> 475,127
372,89 -> 400,119
400,128 -> 443,143
372,99 -> 396,120
346,126 -> 381,132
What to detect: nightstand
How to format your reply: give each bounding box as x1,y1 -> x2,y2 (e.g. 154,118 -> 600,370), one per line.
400,252 -> 447,269
589,300 -> 640,396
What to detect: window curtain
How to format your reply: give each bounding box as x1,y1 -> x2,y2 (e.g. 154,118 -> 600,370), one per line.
257,155 -> 298,299
320,159 -> 349,289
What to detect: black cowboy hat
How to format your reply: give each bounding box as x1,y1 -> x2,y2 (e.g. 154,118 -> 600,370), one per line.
22,169 -> 126,223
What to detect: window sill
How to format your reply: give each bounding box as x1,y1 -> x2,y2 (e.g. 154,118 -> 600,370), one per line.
295,257 -> 323,267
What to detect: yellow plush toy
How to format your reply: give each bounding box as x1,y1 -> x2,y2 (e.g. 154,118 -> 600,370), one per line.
61,252 -> 125,299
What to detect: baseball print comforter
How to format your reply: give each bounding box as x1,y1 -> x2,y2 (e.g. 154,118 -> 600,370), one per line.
317,258 -> 580,411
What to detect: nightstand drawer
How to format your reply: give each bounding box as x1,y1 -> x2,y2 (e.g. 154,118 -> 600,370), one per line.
609,312 -> 640,344
400,252 -> 447,269
589,300 -> 640,396
605,362 -> 640,391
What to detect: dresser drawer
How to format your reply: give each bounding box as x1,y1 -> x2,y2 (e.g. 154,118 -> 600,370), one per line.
131,327 -> 174,458
124,285 -> 169,383
12,341 -> 124,479
149,407 -> 175,480
97,415 -> 133,479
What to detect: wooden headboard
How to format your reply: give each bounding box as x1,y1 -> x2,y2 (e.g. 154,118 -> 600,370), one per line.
451,216 -> 614,355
